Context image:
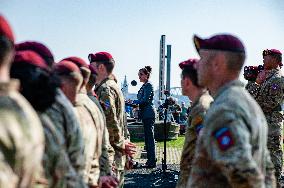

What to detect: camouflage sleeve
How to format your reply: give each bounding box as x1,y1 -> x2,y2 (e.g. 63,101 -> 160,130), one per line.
64,106 -> 86,176
99,87 -> 125,152
257,77 -> 284,112
205,110 -> 265,188
264,149 -> 277,188
99,125 -> 114,176
135,83 -> 154,106
124,113 -> 130,140
40,114 -> 87,188
245,81 -> 260,98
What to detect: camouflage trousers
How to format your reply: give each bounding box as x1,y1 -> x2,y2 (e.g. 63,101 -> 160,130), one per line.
267,135 -> 283,188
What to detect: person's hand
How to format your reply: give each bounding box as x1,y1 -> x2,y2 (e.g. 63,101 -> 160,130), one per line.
256,70 -> 266,84
99,176 -> 118,188
124,140 -> 136,157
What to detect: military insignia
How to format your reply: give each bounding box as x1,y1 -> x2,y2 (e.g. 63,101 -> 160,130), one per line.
213,127 -> 234,151
104,100 -> 110,109
195,124 -> 204,135
192,115 -> 203,126
271,83 -> 279,90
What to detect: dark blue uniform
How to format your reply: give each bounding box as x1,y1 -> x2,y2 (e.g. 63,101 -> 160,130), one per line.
134,81 -> 156,166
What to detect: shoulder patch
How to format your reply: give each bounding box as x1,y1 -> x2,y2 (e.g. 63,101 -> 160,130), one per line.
271,83 -> 280,90
195,124 -> 204,135
192,115 -> 203,126
100,99 -> 111,110
213,127 -> 234,151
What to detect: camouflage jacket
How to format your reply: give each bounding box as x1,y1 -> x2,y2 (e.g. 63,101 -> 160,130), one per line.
176,91 -> 213,188
87,92 -> 115,176
95,76 -> 126,170
39,113 -> 86,188
74,93 -> 112,186
246,68 -> 284,136
187,80 -> 276,188
45,89 -> 85,177
0,80 -> 45,187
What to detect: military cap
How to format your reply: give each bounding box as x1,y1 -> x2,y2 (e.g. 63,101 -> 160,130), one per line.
15,41 -> 54,67
54,60 -> 81,75
179,58 -> 199,69
193,34 -> 245,54
14,50 -> 48,70
62,56 -> 89,68
0,15 -> 14,43
88,52 -> 113,63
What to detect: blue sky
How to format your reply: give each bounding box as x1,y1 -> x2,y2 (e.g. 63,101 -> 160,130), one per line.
1,0 -> 284,93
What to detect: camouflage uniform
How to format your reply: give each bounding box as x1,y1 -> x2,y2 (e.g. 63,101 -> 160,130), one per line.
74,92 -> 112,187
95,76 -> 126,187
176,91 -> 213,188
39,113 -> 86,188
187,80 -> 276,188
87,92 -> 115,175
0,80 -> 45,187
246,68 -> 284,187
45,89 -> 85,177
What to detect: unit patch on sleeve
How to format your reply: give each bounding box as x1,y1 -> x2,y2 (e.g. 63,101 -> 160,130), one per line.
213,127 -> 234,151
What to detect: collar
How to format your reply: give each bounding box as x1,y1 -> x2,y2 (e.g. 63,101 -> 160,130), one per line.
95,76 -> 113,92
213,79 -> 244,100
0,79 -> 20,93
191,90 -> 209,108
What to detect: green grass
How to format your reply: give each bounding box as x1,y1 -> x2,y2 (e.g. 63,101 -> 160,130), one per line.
131,135 -> 185,149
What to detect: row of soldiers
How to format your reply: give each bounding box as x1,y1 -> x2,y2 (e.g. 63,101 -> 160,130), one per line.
176,34 -> 283,188
0,15 -> 136,187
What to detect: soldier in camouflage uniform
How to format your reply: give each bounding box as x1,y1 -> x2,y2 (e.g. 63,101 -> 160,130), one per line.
11,51 -> 86,187
187,34 -> 276,187
0,15 -> 45,187
15,41 -> 86,179
60,57 -> 118,188
246,49 -> 284,187
89,52 -> 136,187
176,58 -> 213,188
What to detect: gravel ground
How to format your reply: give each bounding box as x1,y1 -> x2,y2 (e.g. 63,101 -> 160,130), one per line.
125,164 -> 180,188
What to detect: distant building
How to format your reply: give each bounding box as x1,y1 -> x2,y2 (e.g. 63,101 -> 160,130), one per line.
121,75 -> 128,98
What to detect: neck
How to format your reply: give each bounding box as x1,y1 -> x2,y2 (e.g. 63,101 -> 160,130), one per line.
208,73 -> 238,96
143,79 -> 148,84
0,66 -> 10,82
96,74 -> 108,85
187,87 -> 205,103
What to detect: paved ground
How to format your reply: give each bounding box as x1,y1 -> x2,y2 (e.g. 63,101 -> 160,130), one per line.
125,145 -> 182,188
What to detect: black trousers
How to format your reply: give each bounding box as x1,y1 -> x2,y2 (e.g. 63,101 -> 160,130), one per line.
142,118 -> 156,164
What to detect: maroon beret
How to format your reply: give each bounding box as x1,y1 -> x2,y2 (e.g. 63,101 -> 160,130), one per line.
262,49 -> 282,56
0,15 -> 14,43
14,50 -> 48,70
62,56 -> 88,68
193,34 -> 245,54
15,41 -> 54,66
179,58 -> 199,69
54,60 -> 81,75
88,52 -> 113,63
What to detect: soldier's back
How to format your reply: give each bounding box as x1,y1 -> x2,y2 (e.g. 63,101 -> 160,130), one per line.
0,80 -> 44,187
188,80 -> 275,188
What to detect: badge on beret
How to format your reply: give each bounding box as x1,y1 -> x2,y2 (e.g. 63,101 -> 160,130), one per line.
213,127 -> 234,151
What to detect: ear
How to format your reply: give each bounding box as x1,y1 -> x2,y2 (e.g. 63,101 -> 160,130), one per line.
213,52 -> 226,72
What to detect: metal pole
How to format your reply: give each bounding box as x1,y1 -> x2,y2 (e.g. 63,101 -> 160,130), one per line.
159,35 -> 166,100
166,45 -> 171,92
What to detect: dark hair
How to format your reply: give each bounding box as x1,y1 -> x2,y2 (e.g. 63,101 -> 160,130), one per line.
139,66 -> 152,78
181,65 -> 199,87
96,58 -> 115,73
0,36 -> 14,64
10,63 -> 60,112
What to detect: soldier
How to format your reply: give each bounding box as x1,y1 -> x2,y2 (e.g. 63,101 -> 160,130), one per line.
11,50 -> 86,187
176,58 -> 213,188
60,57 -> 118,188
0,15 -> 45,187
246,49 -> 284,187
89,51 -> 136,187
187,34 -> 276,187
16,41 -> 86,178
